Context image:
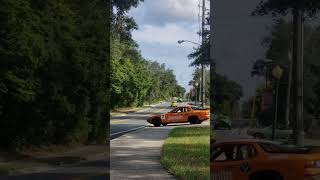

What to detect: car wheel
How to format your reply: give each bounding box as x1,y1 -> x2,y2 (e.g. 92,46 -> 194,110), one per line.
162,123 -> 167,126
153,120 -> 161,127
189,117 -> 199,124
253,133 -> 265,139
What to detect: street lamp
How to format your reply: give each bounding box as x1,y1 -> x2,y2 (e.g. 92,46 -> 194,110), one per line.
195,82 -> 199,106
178,39 -> 205,108
177,40 -> 200,46
271,65 -> 283,140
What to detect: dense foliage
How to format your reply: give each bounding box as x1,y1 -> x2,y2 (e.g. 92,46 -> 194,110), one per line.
187,29 -> 210,67
110,36 -> 184,108
250,19 -> 320,129
0,0 -> 110,150
110,0 -> 184,109
252,0 -> 320,17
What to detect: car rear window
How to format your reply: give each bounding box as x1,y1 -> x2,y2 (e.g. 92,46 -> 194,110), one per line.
191,106 -> 208,110
258,142 -> 310,154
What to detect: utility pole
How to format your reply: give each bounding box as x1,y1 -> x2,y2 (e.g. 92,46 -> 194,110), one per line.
209,0 -> 215,171
272,79 -> 280,140
201,0 -> 206,107
292,6 -> 304,147
195,87 -> 197,105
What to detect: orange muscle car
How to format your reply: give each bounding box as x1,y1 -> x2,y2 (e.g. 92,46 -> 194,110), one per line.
211,139 -> 320,180
147,105 -> 209,127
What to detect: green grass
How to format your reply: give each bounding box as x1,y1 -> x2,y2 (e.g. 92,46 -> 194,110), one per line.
161,127 -> 210,180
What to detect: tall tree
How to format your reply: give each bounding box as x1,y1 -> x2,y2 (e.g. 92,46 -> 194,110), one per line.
0,0 -> 111,149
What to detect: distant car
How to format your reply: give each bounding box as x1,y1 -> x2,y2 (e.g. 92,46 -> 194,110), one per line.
171,101 -> 177,107
211,139 -> 320,180
147,105 -> 209,127
214,114 -> 231,130
247,125 -> 293,139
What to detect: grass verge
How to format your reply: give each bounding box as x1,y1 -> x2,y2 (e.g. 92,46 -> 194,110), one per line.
161,126 -> 210,180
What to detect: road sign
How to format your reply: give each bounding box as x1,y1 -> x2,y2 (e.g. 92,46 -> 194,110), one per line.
261,91 -> 273,110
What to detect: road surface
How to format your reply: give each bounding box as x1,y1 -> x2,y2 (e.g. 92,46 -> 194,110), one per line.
215,119 -> 251,141
0,102 -> 195,180
110,102 -> 210,179
110,102 -> 174,139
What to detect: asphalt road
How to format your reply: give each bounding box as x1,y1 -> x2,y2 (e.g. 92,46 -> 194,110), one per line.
110,102 -> 174,139
0,102 -> 190,180
110,102 -> 210,179
215,119 -> 252,141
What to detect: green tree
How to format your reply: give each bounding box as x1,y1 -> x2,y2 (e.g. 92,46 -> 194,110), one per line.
252,0 -> 320,17
0,0 -> 110,149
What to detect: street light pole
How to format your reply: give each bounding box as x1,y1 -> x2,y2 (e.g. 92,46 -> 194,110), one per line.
293,7 -> 304,147
195,82 -> 199,106
201,0 -> 206,108
271,65 -> 283,140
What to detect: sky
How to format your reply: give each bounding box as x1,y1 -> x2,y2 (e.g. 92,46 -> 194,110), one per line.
213,0 -> 274,100
129,0 -> 275,100
129,0 -> 203,93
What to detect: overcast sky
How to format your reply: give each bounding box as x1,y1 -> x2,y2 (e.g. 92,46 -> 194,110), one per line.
129,0 -> 275,100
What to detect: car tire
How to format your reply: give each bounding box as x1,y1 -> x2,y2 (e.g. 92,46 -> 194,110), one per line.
162,123 -> 167,126
153,119 -> 161,127
253,133 -> 265,139
189,116 -> 199,124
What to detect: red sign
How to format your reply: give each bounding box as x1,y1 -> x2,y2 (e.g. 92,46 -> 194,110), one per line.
191,89 -> 195,96
261,92 -> 273,110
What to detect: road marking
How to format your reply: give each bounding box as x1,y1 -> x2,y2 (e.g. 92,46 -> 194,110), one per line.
110,126 -> 144,139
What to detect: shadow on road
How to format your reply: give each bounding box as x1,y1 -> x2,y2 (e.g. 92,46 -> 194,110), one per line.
0,173 -> 108,180
0,159 -> 109,180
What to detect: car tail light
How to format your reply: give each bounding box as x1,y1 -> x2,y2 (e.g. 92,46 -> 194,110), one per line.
305,160 -> 320,178
306,160 -> 320,168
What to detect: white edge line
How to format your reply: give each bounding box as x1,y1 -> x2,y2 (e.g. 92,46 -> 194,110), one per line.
110,126 -> 145,138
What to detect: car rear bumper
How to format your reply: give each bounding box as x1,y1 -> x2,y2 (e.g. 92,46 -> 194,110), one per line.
304,176 -> 320,180
304,168 -> 320,180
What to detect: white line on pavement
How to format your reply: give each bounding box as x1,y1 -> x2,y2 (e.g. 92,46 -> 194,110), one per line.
110,126 -> 145,139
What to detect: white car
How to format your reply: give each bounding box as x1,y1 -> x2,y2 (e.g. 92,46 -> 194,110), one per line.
247,125 -> 293,139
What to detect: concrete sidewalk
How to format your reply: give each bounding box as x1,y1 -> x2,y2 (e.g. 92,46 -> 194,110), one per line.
110,126 -> 176,180
110,120 -> 210,180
